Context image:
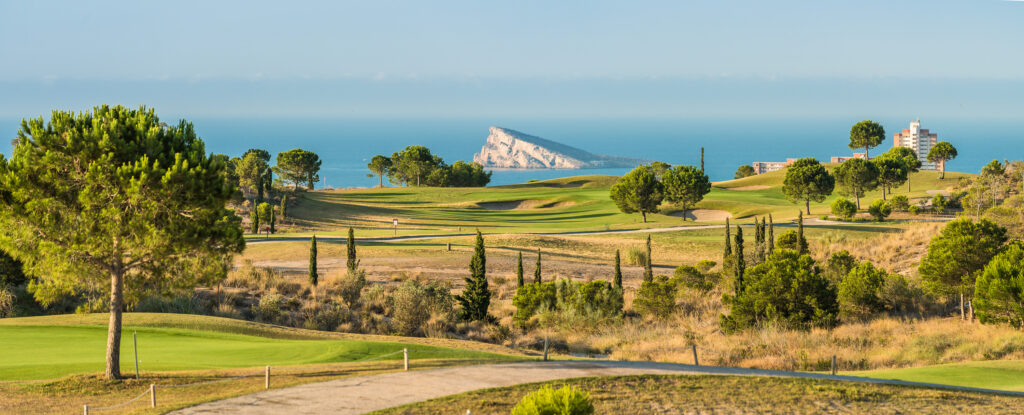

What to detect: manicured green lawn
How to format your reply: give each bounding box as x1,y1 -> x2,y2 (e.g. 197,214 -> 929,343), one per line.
0,314 -> 515,381
854,360 -> 1024,391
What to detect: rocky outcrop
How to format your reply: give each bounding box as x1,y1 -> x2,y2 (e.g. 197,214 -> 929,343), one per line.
472,126 -> 649,169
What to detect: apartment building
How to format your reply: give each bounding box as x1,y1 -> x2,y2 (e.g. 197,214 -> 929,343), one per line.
752,158 -> 799,174
893,119 -> 939,171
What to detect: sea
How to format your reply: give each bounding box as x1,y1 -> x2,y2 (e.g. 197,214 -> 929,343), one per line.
1,117 -> 1021,187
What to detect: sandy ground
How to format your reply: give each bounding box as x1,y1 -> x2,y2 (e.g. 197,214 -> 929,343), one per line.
169,360 -> 1024,415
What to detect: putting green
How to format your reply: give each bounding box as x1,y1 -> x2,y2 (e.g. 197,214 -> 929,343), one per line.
0,324 -> 502,381
855,360 -> 1024,391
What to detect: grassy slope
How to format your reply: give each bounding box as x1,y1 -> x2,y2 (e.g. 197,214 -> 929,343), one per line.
0,313 -> 522,381
854,360 -> 1024,391
264,169 -> 971,240
373,374 -> 1024,414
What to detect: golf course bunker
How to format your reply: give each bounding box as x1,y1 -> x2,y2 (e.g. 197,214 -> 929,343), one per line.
477,200 -> 577,210
669,209 -> 732,221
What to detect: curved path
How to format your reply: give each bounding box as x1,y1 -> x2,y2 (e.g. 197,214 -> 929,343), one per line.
170,360 -> 1024,414
247,218 -> 952,245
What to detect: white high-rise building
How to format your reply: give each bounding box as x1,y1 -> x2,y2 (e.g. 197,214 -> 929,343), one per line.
893,119 -> 939,171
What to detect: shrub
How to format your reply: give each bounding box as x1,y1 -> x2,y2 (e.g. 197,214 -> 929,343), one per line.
908,205 -> 921,215
513,282 -> 558,327
868,199 -> 892,221
775,230 -> 807,252
626,246 -> 647,267
837,261 -> 888,321
931,194 -> 947,212
253,293 -> 283,322
0,287 -> 14,318
302,301 -> 349,332
695,260 -> 716,273
133,294 -> 207,315
337,268 -> 367,307
879,273 -> 931,318
823,250 -> 857,288
633,276 -> 677,319
673,265 -> 713,291
512,279 -> 622,328
831,198 -> 857,220
888,195 -> 910,212
974,242 -> 1024,328
512,385 -> 594,415
721,250 -> 837,332
390,280 -> 455,335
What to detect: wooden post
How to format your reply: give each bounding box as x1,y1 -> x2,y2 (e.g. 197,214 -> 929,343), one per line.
265,365 -> 270,389
133,331 -> 140,380
691,345 -> 699,366
83,404 -> 89,415
403,348 -> 409,371
543,336 -> 549,361
447,243 -> 451,251
831,355 -> 837,375
150,384 -> 156,408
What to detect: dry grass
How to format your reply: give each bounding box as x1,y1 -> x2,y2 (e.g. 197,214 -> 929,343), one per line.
811,222 -> 943,277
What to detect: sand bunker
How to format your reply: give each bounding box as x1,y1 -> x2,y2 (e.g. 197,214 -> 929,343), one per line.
477,200 -> 576,210
726,185 -> 770,191
668,209 -> 732,221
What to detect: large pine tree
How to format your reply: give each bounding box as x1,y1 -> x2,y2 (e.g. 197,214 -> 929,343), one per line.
457,231 -> 490,321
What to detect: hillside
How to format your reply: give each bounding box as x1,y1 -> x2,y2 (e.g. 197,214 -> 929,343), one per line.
473,126 -> 649,169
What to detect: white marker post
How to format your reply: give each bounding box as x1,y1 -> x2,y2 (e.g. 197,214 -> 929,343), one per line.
393,218 -> 398,236
403,348 -> 409,371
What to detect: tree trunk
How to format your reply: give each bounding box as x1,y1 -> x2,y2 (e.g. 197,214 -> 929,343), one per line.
881,185 -> 886,201
379,174 -> 383,188
805,199 -> 810,215
959,291 -> 965,321
641,211 -> 647,223
105,269 -> 124,380
864,147 -> 869,159
968,299 -> 975,322
908,178 -> 911,192
855,193 -> 861,210
940,162 -> 946,180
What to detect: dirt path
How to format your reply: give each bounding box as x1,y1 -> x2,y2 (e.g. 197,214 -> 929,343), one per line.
170,360 -> 1024,414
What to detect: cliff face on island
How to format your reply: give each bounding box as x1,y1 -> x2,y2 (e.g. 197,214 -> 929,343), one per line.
472,126 -> 649,169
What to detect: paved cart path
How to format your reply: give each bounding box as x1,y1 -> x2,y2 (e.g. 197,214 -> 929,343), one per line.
170,360 -> 1024,415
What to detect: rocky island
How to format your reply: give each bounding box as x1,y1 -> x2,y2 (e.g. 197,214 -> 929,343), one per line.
473,126 -> 649,169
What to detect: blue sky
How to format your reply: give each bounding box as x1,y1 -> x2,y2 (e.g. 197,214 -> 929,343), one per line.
1,0 -> 1023,118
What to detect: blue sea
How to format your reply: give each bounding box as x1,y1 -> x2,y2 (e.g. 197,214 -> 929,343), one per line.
2,117 -> 1021,187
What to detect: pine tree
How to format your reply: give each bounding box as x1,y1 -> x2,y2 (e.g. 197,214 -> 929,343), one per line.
457,231 -> 490,321
534,249 -> 542,283
516,251 -> 524,288
768,214 -> 775,253
346,227 -> 358,271
643,234 -> 654,282
724,217 -> 732,260
798,211 -> 808,254
250,209 -> 260,234
280,196 -> 287,221
309,235 -> 319,286
734,226 -> 745,293
614,249 -> 623,289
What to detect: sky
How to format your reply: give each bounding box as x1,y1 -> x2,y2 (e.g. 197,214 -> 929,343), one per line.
1,0 -> 1024,119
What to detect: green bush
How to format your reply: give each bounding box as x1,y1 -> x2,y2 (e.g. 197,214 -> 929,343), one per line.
775,230 -> 806,252
975,242 -> 1024,328
721,250 -> 837,332
389,280 -> 454,336
695,260 -> 716,273
888,195 -> 910,212
837,261 -> 888,321
879,273 -> 931,318
633,276 -> 677,319
0,287 -> 14,318
253,293 -> 283,322
868,199 -> 892,221
337,268 -> 367,307
908,205 -> 921,215
512,385 -> 594,415
823,250 -> 857,288
512,279 -> 622,327
626,246 -> 647,266
673,265 -> 713,291
830,198 -> 857,220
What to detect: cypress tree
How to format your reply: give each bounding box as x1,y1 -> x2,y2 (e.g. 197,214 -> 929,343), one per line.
798,211 -> 808,254
734,226 -> 745,293
249,209 -> 260,234
614,249 -> 623,289
280,196 -> 287,221
457,230 -> 490,321
755,217 -> 765,262
534,249 -> 542,284
700,147 -> 705,173
346,227 -> 357,271
309,235 -> 319,286
268,206 -> 276,234
723,217 -> 732,259
768,214 -> 775,253
516,251 -> 524,288
643,234 -> 654,282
